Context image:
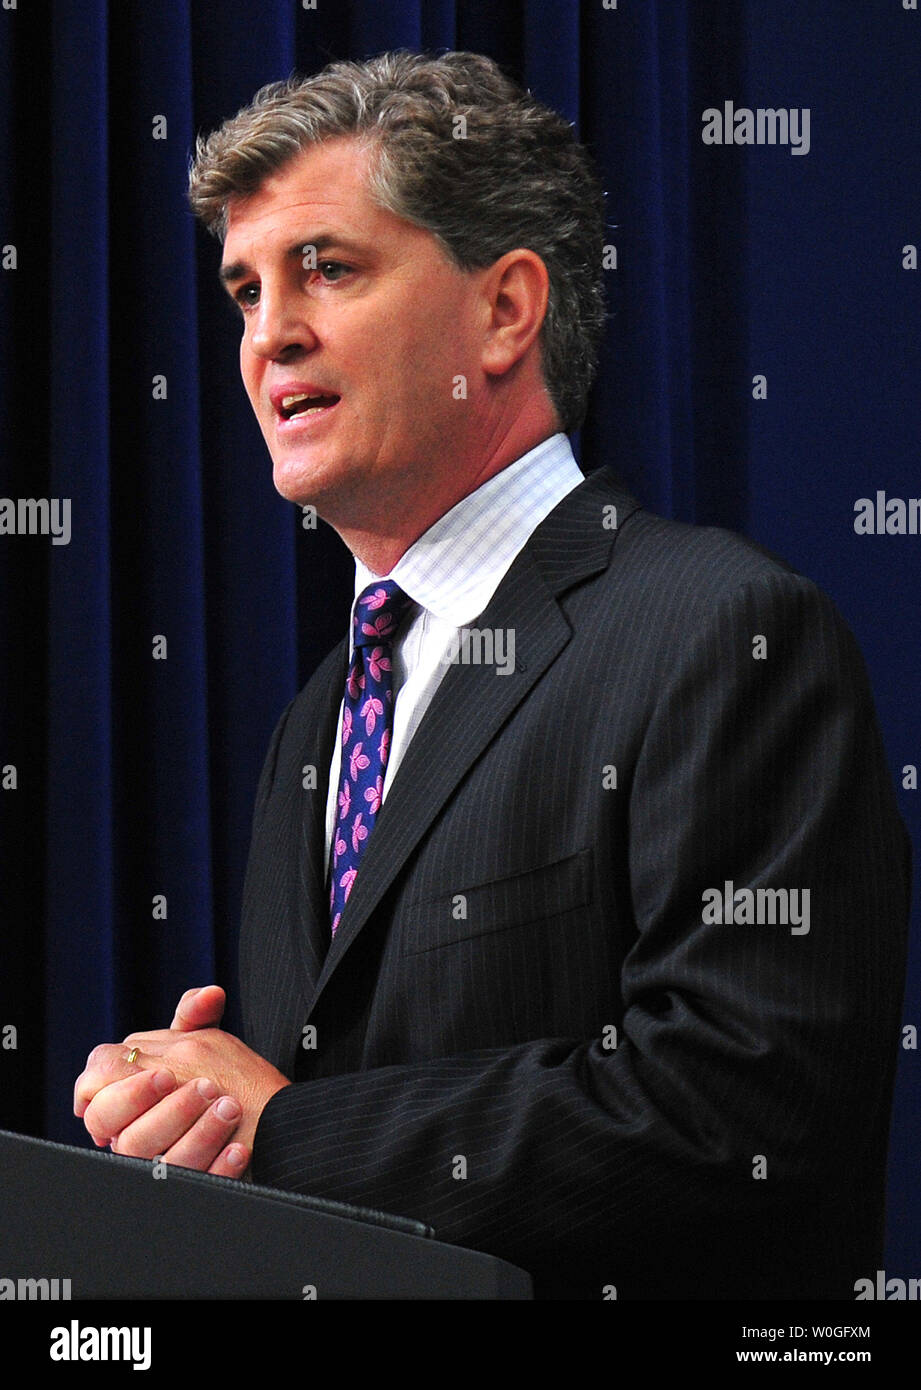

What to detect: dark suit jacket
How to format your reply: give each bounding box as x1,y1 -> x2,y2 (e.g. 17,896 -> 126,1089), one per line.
241,465 -> 910,1299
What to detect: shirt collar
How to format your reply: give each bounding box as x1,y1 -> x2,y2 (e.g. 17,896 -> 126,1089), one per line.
352,432 -> 583,628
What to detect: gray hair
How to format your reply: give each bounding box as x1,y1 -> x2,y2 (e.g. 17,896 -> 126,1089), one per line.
188,50 -> 607,431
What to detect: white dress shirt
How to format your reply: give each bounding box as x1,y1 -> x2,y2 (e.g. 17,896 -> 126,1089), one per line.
324,432 -> 584,876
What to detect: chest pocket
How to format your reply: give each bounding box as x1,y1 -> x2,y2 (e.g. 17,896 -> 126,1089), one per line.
399,847 -> 593,956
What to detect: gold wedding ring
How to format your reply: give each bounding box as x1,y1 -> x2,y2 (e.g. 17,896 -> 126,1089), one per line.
126,1047 -> 140,1066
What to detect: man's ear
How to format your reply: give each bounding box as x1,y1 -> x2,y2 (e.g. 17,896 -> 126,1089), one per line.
479,248 -> 550,379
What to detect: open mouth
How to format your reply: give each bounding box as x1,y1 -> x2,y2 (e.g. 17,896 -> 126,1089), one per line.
278,392 -> 341,420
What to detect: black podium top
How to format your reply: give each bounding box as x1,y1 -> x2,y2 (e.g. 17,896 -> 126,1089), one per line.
0,1129 -> 532,1299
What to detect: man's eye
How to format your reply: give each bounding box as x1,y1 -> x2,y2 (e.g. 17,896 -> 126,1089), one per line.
317,261 -> 350,282
236,284 -> 260,311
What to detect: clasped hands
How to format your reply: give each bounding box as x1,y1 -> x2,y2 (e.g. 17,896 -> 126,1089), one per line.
73,985 -> 289,1178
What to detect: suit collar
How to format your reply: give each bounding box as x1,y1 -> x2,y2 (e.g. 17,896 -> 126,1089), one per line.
525,464 -> 641,595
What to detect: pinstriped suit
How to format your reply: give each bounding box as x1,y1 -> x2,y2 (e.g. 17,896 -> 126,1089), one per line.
241,464 -> 910,1299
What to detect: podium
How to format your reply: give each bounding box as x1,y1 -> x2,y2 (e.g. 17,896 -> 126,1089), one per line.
0,1129 -> 532,1299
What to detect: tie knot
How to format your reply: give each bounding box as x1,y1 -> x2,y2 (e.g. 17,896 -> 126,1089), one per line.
353,580 -> 414,650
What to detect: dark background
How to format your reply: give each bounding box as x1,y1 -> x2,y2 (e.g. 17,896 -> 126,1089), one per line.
1,0 -> 918,1282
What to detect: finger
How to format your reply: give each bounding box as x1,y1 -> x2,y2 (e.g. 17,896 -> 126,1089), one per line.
160,1094 -> 243,1171
75,1042 -> 152,1117
120,1032 -> 174,1053
170,985 -> 226,1032
81,1069 -> 177,1145
208,1143 -> 251,1180
110,1073 -> 231,1162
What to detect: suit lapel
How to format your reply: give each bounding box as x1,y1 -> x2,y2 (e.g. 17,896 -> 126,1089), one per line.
288,639 -> 347,998
304,466 -> 641,1012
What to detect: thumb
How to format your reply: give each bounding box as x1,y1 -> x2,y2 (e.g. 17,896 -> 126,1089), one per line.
170,985 -> 226,1032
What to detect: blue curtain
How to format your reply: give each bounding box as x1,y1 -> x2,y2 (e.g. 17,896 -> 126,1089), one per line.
2,0 -> 918,1278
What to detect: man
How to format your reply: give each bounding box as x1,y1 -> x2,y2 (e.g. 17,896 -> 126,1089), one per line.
74,51 -> 909,1299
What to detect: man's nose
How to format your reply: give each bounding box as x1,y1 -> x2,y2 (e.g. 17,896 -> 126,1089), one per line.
248,289 -> 318,359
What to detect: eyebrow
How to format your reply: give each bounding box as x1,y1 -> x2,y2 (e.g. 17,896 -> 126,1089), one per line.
219,233 -> 367,286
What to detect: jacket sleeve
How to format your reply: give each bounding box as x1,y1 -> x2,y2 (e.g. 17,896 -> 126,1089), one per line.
249,572 -> 910,1297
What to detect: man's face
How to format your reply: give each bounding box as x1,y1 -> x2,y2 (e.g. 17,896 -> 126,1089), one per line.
220,137 -> 486,522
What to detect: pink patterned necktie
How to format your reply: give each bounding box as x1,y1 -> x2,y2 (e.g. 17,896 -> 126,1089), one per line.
329,580 -> 414,936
